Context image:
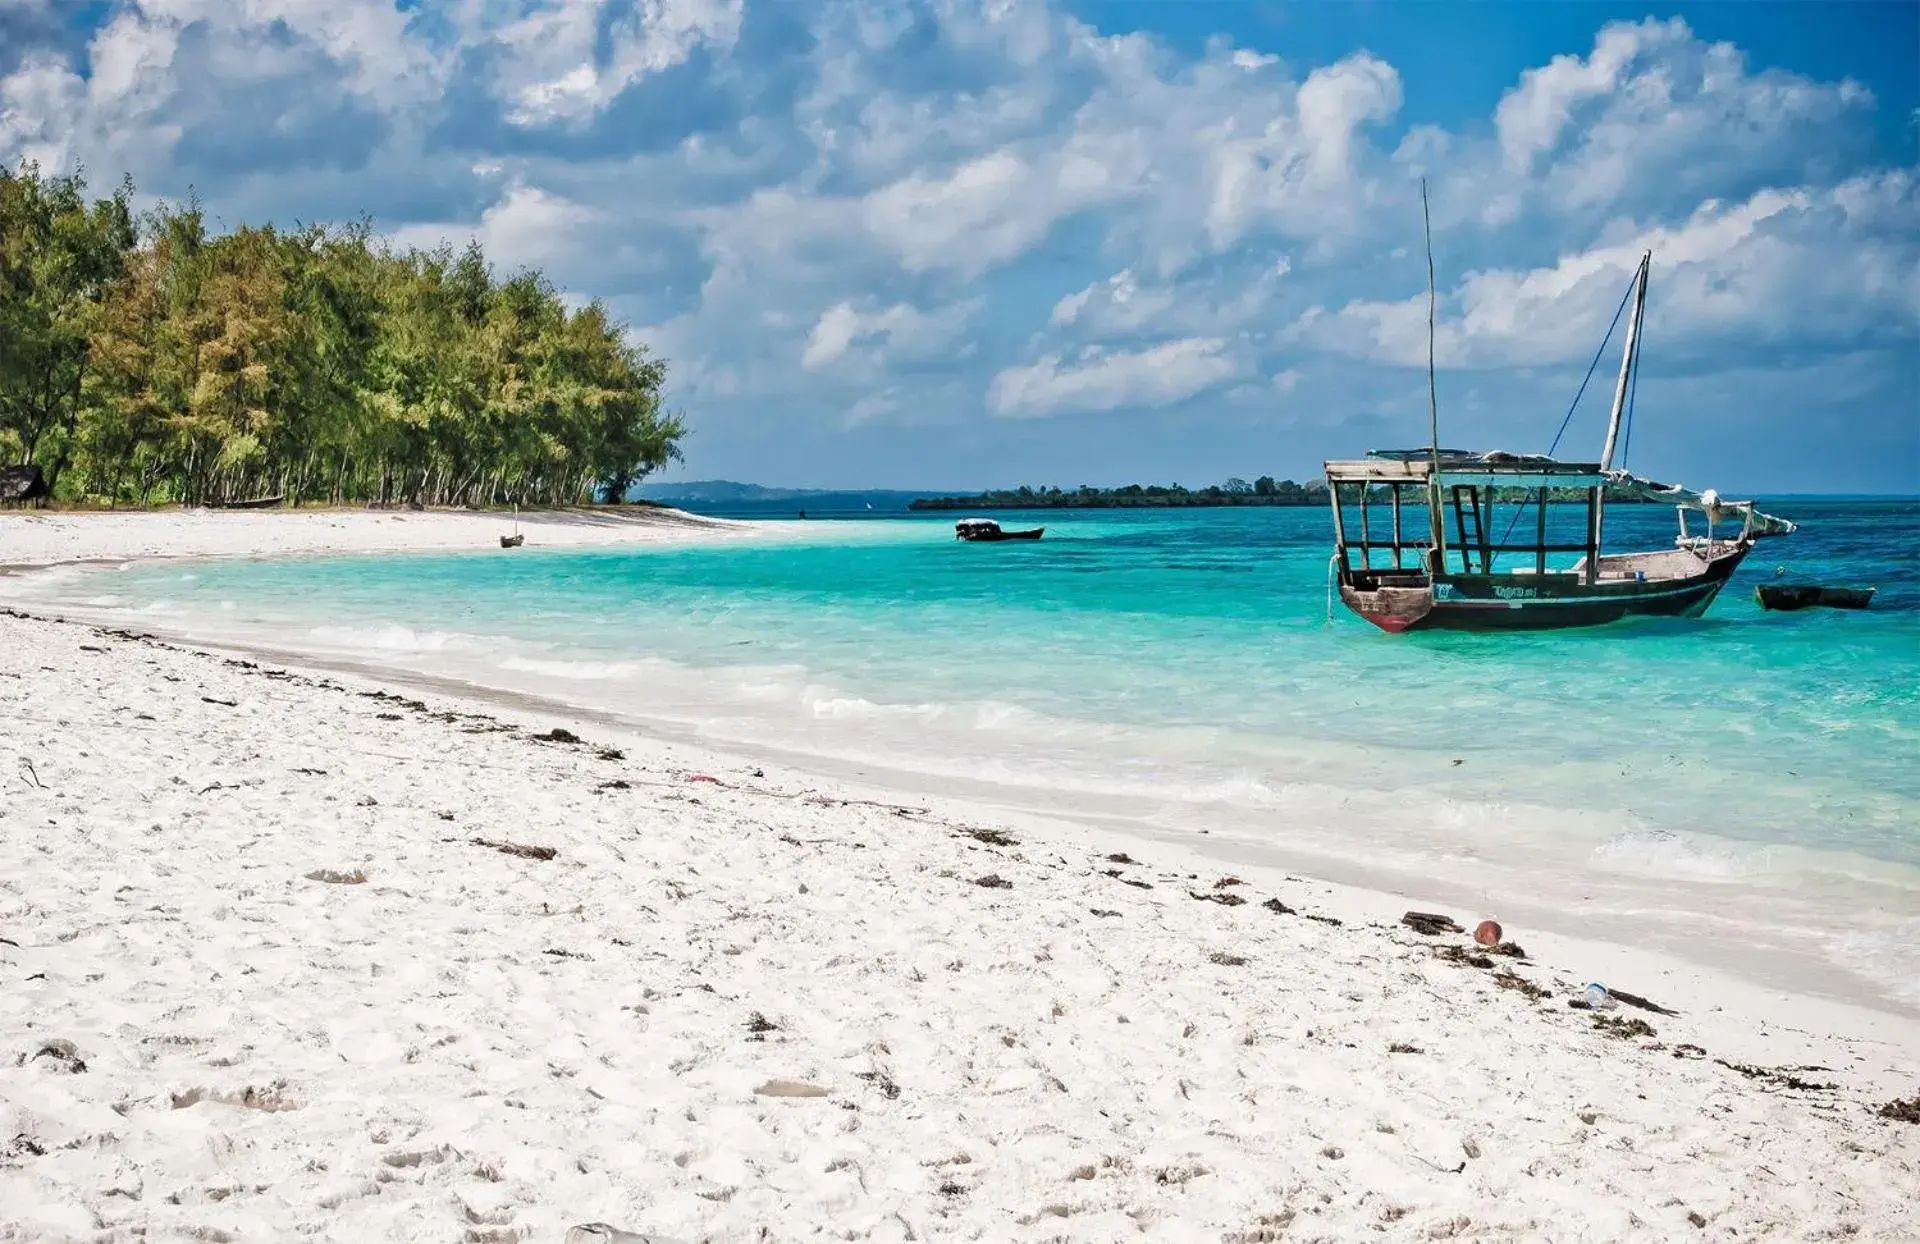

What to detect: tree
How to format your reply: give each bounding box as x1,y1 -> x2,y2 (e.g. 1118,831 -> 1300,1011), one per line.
0,164 -> 135,487
14,170 -> 683,508
1254,475 -> 1277,496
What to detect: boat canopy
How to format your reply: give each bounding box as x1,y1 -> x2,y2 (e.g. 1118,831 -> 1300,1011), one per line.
1322,449 -> 1796,537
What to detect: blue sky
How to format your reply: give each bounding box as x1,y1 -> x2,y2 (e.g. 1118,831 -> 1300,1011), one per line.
3,0 -> 1915,493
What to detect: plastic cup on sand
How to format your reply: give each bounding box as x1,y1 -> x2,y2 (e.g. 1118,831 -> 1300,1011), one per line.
1584,982 -> 1611,1010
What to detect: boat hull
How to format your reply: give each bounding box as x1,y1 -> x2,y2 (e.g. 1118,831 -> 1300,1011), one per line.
957,528 -> 1044,542
1340,547 -> 1747,633
1755,584 -> 1874,611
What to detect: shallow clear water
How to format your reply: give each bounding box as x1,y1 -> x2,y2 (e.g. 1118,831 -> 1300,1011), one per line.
24,499 -> 1920,1002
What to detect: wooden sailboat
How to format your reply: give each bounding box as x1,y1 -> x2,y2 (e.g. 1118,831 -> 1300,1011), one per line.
1324,195 -> 1795,633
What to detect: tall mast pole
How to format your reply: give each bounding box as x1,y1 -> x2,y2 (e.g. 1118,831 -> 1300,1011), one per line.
1421,179 -> 1446,566
1601,252 -> 1650,471
1591,252 -> 1649,581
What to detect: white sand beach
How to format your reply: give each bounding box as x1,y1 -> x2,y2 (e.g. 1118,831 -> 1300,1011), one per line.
2,513 -> 1917,1243
0,506 -> 745,570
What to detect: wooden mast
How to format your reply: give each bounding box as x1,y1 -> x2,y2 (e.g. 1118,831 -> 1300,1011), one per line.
1421,179 -> 1447,573
1591,252 -> 1650,581
1601,253 -> 1650,471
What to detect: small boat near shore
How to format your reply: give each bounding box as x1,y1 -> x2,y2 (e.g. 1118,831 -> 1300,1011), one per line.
955,518 -> 1044,542
1755,584 -> 1874,611
1324,204 -> 1795,634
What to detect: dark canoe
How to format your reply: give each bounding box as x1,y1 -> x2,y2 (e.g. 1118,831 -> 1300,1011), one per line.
1341,545 -> 1749,633
955,521 -> 1044,542
500,533 -> 525,548
209,494 -> 286,509
1755,583 -> 1875,611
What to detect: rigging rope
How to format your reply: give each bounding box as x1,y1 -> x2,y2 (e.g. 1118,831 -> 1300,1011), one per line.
1495,268 -> 1640,551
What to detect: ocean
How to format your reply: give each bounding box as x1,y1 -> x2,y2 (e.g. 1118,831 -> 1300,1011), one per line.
19,498 -> 1920,1007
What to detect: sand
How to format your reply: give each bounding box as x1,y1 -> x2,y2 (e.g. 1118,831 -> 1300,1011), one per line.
1,513 -> 1917,1242
0,505 -> 746,570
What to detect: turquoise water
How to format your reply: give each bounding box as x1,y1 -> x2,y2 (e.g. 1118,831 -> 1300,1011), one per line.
22,499 -> 1920,1001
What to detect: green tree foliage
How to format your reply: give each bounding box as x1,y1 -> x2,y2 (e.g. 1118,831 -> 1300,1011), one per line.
910,477 -> 1329,510
0,165 -> 682,507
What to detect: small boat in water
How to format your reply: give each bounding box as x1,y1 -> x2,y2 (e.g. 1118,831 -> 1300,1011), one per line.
1324,207 -> 1795,634
955,517 -> 1043,542
1755,584 -> 1874,611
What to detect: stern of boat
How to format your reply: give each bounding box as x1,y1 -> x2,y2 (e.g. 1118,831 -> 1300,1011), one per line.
1337,579 -> 1435,633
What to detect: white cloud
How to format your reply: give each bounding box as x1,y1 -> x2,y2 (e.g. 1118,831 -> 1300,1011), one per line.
1301,173 -> 1920,369
1477,18 -> 1873,221
387,180 -> 604,271
988,337 -> 1243,418
481,0 -> 745,126
800,297 -> 977,371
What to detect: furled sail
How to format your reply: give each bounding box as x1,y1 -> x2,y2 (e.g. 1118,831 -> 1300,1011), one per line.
1601,470 -> 1797,537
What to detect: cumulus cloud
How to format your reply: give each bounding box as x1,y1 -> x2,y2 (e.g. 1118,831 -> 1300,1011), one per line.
800,297 -> 978,371
387,179 -> 606,271
1300,173 -> 1920,369
474,0 -> 745,126
988,338 -> 1244,418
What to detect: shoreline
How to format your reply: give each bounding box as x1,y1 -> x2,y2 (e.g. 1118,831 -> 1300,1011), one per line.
8,587 -> 1915,1023
0,504 -> 757,572
2,509 -> 1915,1021
1,604 -> 1916,1239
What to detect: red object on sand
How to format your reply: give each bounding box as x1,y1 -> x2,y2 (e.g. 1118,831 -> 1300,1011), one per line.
1474,920 -> 1502,947
689,774 -> 721,785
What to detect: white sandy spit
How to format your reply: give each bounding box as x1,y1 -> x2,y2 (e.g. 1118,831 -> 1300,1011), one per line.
2,608 -> 1918,1243
0,505 -> 749,569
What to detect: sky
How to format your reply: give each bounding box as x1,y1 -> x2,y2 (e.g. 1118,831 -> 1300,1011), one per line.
2,0 -> 1915,493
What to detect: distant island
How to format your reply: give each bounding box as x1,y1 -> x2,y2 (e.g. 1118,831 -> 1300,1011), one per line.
910,477 -> 1329,511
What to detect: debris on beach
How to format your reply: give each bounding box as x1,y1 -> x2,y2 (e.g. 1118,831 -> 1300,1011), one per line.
28,1039 -> 86,1074
1191,890 -> 1246,907
1605,987 -> 1677,1016
1713,1061 -> 1837,1092
959,827 -> 1018,847
1593,1013 -> 1657,1040
535,727 -> 583,744
1492,970 -> 1550,1000
754,1079 -> 830,1099
1433,944 -> 1495,970
974,873 -> 1013,889
304,868 -> 368,885
1474,919 -> 1502,946
1877,1096 -> 1920,1124
1262,897 -> 1296,915
471,837 -> 558,861
1402,911 -> 1465,936
565,1223 -> 688,1244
